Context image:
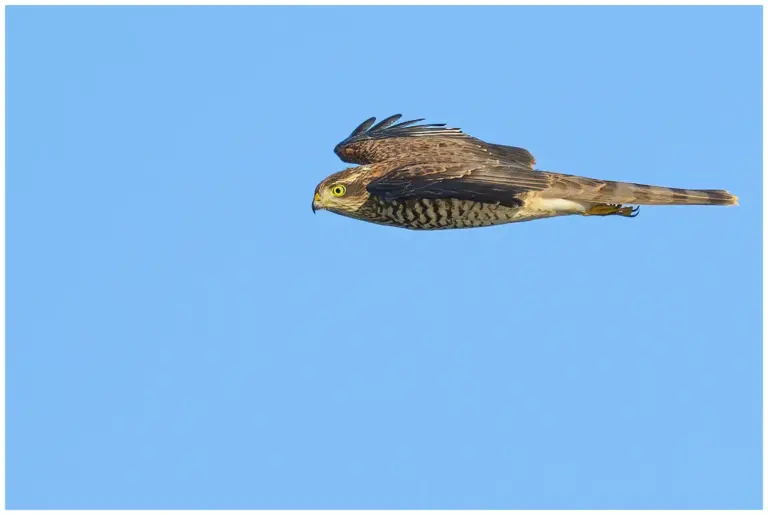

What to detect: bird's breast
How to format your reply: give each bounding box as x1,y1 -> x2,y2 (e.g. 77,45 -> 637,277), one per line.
357,196 -> 533,230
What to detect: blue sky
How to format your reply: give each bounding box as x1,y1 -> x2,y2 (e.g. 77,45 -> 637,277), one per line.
7,5 -> 762,509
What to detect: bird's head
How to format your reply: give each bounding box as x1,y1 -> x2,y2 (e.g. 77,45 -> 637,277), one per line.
312,167 -> 370,215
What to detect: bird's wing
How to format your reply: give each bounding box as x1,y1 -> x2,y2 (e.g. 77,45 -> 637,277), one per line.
334,114 -> 535,168
368,162 -> 739,208
366,162 -> 562,207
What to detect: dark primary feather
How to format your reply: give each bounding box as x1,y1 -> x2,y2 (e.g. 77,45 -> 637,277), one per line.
349,117 -> 377,137
337,114 -> 463,147
334,114 -> 536,168
368,114 -> 404,132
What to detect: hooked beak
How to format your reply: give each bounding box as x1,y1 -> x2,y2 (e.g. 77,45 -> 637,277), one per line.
312,192 -> 322,214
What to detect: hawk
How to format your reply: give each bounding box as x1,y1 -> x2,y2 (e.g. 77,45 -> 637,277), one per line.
312,114 -> 738,230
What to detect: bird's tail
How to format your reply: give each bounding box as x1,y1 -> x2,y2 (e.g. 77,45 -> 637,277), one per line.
546,173 -> 739,206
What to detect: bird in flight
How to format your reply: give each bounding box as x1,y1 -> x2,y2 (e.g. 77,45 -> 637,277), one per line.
312,114 -> 738,230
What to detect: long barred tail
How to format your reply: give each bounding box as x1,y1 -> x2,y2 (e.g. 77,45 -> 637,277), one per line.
545,173 -> 739,207
598,180 -> 738,206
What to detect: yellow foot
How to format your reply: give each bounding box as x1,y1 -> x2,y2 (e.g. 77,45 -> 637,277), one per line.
583,203 -> 639,218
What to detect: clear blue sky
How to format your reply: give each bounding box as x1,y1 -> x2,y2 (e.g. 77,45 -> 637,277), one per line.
7,5 -> 761,509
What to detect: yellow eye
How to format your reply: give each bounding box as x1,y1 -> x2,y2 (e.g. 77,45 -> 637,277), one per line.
331,184 -> 346,197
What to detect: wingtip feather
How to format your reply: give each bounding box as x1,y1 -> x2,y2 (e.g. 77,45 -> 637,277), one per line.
350,116 -> 377,137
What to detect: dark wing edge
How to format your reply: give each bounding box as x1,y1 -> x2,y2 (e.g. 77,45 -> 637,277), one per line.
334,113 -> 465,160
334,114 -> 536,169
366,163 -> 551,208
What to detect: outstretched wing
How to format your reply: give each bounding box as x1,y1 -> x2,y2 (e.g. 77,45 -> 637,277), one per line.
367,163 -> 555,208
334,114 -> 536,169
367,163 -> 739,208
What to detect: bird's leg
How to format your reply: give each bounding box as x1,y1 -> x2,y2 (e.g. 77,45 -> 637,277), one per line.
583,203 -> 639,217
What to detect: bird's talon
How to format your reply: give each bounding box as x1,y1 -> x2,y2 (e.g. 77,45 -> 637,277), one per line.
584,203 -> 639,218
